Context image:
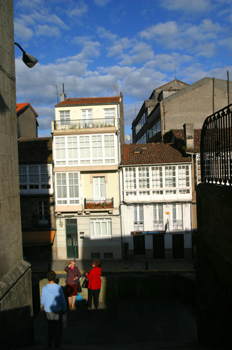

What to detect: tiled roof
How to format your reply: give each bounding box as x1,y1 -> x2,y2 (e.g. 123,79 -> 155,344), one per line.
121,143 -> 191,165
55,96 -> 121,107
16,103 -> 38,117
18,137 -> 53,163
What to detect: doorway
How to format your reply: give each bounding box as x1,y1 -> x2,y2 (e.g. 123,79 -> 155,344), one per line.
66,219 -> 78,259
172,234 -> 184,259
133,235 -> 145,255
153,234 -> 165,259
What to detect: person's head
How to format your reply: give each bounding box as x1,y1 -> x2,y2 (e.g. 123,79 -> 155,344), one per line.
68,260 -> 75,266
47,270 -> 56,282
92,260 -> 100,267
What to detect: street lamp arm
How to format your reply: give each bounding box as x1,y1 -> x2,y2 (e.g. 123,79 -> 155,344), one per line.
14,42 -> 38,68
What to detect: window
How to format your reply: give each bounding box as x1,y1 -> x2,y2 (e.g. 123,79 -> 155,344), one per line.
93,177 -> 105,201
56,172 -> 80,205
104,108 -> 115,126
60,110 -> 70,125
134,204 -> 144,230
178,165 -> 190,187
53,134 -> 116,166
172,204 -> 183,230
125,168 -> 136,195
19,164 -> 52,192
92,135 -> 102,164
79,136 -> 90,164
55,137 -> 66,166
90,218 -> 112,237
138,167 -> 149,195
152,166 -> 163,195
165,166 -> 176,194
29,166 -> 39,189
19,166 -> 27,189
81,109 -> 92,127
104,135 -> 115,163
67,136 -> 78,165
38,201 -> 48,224
153,204 -> 163,230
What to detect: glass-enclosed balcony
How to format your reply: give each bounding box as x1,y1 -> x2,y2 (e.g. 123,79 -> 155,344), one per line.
52,118 -> 115,131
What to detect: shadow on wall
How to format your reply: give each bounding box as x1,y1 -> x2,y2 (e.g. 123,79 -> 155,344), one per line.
0,306 -> 34,349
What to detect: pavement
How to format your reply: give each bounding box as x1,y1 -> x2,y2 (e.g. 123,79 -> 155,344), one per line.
30,258 -> 196,276
17,259 -> 219,350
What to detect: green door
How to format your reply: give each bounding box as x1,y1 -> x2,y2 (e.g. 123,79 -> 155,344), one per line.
66,219 -> 78,259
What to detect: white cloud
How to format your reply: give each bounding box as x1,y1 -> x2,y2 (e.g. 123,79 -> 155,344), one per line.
119,42 -> 154,65
36,25 -> 61,37
66,1 -> 88,17
161,0 -> 212,12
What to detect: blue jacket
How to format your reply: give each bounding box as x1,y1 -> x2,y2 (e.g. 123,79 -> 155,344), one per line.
41,283 -> 67,313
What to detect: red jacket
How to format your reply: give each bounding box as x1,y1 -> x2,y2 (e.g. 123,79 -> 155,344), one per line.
86,267 -> 101,290
64,265 -> 81,285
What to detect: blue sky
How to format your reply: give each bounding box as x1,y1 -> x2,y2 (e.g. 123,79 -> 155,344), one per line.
13,0 -> 232,139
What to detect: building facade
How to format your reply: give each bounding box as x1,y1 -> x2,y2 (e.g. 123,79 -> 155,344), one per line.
52,95 -> 124,260
132,77 -> 232,144
120,143 -> 193,259
17,102 -> 38,139
18,138 -> 56,260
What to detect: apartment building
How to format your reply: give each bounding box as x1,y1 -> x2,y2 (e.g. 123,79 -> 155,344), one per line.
120,143 -> 193,259
132,77 -> 232,144
52,94 -> 124,260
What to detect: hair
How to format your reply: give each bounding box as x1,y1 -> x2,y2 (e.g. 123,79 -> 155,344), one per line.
47,270 -> 56,282
68,260 -> 74,265
93,260 -> 100,267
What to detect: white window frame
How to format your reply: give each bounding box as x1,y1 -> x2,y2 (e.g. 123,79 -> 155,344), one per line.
124,167 -> 136,195
90,218 -> 112,238
53,134 -> 117,166
81,109 -> 92,128
172,203 -> 183,230
19,164 -> 52,193
93,177 -> 106,202
134,204 -> 144,230
153,204 -> 163,230
138,167 -> 149,195
55,172 -> 80,205
104,108 -> 115,126
60,110 -> 70,125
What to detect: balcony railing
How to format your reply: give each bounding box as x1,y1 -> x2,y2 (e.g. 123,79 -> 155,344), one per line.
22,215 -> 51,229
84,198 -> 114,210
201,104 -> 232,185
53,118 -> 115,131
173,219 -> 183,230
153,221 -> 164,230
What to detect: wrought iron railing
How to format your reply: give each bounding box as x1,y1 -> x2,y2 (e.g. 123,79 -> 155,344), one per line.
84,198 -> 114,209
53,118 -> 115,130
201,104 -> 232,185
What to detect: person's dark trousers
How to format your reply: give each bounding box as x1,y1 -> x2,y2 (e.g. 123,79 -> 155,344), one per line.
87,288 -> 100,309
46,311 -> 63,348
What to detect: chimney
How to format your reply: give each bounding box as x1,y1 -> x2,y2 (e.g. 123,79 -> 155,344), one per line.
183,123 -> 194,150
60,83 -> 66,102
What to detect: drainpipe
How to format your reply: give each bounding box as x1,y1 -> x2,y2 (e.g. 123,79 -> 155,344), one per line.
213,77 -> 215,113
227,71 -> 230,106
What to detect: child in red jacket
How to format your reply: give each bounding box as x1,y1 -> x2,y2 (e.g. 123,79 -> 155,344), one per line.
85,260 -> 102,309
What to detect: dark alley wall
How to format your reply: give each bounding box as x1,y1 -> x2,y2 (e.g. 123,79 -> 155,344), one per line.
196,183 -> 232,349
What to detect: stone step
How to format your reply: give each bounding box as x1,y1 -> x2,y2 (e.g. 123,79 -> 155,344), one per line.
19,342 -> 219,350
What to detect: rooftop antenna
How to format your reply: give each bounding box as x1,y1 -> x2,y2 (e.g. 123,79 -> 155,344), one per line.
112,85 -> 119,95
48,83 -> 59,103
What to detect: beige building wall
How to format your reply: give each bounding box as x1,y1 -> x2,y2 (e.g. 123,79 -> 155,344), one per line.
55,104 -> 120,129
162,79 -> 232,132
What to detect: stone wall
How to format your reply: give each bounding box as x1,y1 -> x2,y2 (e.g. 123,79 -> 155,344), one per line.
39,274 -> 196,308
196,183 -> 232,349
0,1 -> 33,348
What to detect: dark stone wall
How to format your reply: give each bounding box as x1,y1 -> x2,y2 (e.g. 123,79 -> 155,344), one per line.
196,183 -> 232,349
0,1 -> 33,348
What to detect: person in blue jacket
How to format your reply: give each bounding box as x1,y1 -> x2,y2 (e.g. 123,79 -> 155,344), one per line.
41,270 -> 67,348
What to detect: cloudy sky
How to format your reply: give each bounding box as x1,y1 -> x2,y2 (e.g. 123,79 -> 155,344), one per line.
14,0 -> 232,139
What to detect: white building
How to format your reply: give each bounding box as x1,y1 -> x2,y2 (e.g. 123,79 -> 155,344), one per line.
52,94 -> 124,260
120,143 -> 193,259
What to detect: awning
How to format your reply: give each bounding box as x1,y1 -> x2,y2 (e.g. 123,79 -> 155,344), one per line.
22,230 -> 56,246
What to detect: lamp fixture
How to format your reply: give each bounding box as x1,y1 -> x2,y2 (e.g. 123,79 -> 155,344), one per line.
14,42 -> 38,68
